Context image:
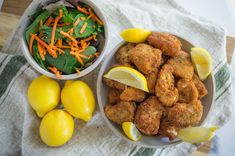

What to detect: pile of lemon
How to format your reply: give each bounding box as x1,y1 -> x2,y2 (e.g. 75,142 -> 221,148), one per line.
28,75 -> 95,147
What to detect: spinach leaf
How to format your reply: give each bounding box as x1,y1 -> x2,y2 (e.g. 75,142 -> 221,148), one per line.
45,49 -> 78,74
73,14 -> 96,38
53,5 -> 74,24
25,10 -> 51,44
32,44 -> 48,70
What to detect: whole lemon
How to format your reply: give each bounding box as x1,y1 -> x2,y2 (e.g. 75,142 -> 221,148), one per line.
28,75 -> 60,117
40,109 -> 74,147
61,81 -> 95,122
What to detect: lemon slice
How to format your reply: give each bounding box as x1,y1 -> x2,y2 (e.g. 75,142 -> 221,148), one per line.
178,126 -> 218,144
191,47 -> 213,80
103,66 -> 149,92
120,28 -> 151,43
122,122 -> 142,141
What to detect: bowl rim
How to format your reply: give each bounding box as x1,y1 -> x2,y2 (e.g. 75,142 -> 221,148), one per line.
96,31 -> 216,148
20,0 -> 109,80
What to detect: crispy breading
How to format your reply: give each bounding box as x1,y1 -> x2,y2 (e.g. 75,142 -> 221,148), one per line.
111,63 -> 133,68
155,64 -> 178,106
108,89 -> 121,104
146,69 -> 158,93
129,43 -> 162,74
167,51 -> 194,79
103,77 -> 126,90
177,79 -> 199,103
104,101 -> 136,124
192,74 -> 208,98
134,96 -> 164,135
147,32 -> 182,57
167,100 -> 203,127
120,87 -> 146,102
158,119 -> 180,140
115,43 -> 136,64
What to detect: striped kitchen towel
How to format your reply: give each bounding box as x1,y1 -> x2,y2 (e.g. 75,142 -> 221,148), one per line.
0,0 -> 233,155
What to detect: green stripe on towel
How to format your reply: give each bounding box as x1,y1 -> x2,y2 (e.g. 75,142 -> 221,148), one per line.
214,63 -> 230,92
134,147 -> 156,156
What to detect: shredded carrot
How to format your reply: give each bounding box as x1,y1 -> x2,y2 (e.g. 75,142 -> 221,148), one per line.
60,45 -> 70,49
48,67 -> 61,78
94,52 -> 100,57
29,34 -> 35,54
70,51 -> 84,65
93,34 -> 97,41
75,68 -> 80,74
73,18 -> 81,27
87,13 -> 94,19
31,34 -> 57,58
94,16 -> 104,25
45,16 -> 54,26
79,54 -> 89,59
80,17 -> 86,21
57,39 -> 62,47
77,6 -> 89,15
39,20 -> 43,29
37,42 -> 46,60
60,30 -> 78,44
50,9 -> 63,46
80,22 -> 87,34
52,46 -> 64,54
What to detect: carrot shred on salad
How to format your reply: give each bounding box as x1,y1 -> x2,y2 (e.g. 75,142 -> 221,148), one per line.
37,42 -> 46,60
80,22 -> 87,34
29,34 -> 35,54
70,51 -> 84,65
60,30 -> 78,44
39,20 -> 43,29
48,67 -> 61,78
45,16 -> 54,26
77,5 -> 89,15
73,18 -> 81,27
75,68 -> 80,74
50,9 -> 63,47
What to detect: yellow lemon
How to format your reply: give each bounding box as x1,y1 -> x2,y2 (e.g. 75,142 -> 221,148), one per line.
122,122 -> 142,141
27,75 -> 60,117
191,47 -> 213,80
178,126 -> 218,144
120,28 -> 151,43
103,66 -> 149,92
61,81 -> 95,122
40,109 -> 74,147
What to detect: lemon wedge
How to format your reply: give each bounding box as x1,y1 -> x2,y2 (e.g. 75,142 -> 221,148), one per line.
191,47 -> 213,80
178,126 -> 218,144
122,122 -> 142,141
120,28 -> 151,43
103,66 -> 149,92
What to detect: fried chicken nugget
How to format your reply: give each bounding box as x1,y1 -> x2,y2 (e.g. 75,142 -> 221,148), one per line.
115,43 -> 136,64
192,74 -> 208,98
103,77 -> 126,90
155,64 -> 178,106
177,79 -> 199,103
158,119 -> 180,140
104,101 -> 136,124
147,32 -> 182,57
167,100 -> 203,127
120,87 -> 146,102
134,96 -> 164,135
129,43 -> 162,74
108,89 -> 121,104
146,69 -> 158,93
167,51 -> 194,79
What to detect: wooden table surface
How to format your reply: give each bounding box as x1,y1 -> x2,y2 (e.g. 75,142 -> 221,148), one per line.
0,0 -> 235,156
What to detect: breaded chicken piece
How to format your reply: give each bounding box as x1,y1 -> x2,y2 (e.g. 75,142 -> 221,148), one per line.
167,51 -> 194,79
147,32 -> 182,57
155,64 -> 178,106
115,43 -> 136,64
120,87 -> 146,102
103,77 -> 126,90
108,89 -> 121,104
129,43 -> 162,74
167,100 -> 203,127
104,101 -> 136,124
134,96 -> 164,135
192,74 -> 208,98
145,69 -> 158,93
159,119 -> 180,140
177,79 -> 199,103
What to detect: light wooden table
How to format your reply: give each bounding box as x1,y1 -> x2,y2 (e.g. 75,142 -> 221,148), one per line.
0,1 -> 235,156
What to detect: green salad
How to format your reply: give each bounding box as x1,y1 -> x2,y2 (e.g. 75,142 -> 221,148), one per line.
26,1 -> 104,77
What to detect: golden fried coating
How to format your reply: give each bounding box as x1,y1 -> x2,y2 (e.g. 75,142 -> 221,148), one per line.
155,64 -> 178,106
167,100 -> 203,127
147,32 -> 182,57
103,77 -> 126,90
108,89 -> 121,104
115,43 -> 136,64
159,119 -> 180,140
129,43 -> 162,74
146,69 -> 158,93
167,51 -> 194,79
134,96 -> 164,135
104,101 -> 136,124
120,87 -> 146,102
177,79 -> 199,103
192,74 -> 208,98
111,63 -> 133,68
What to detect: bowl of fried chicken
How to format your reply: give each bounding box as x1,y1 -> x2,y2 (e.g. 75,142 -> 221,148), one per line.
97,31 -> 215,148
